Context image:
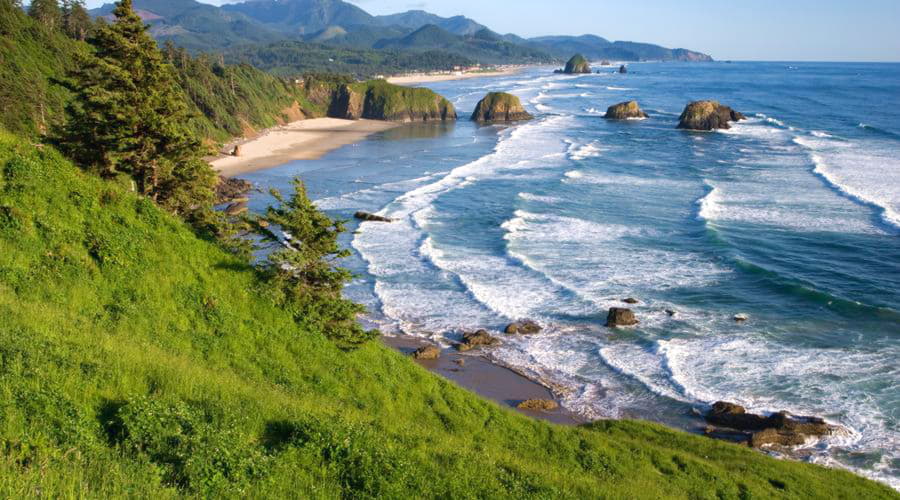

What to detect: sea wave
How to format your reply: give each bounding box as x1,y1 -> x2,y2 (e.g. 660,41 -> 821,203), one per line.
695,181 -> 722,222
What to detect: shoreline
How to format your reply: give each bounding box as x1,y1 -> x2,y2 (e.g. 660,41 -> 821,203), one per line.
210,118 -> 399,178
384,335 -> 584,426
386,65 -> 527,86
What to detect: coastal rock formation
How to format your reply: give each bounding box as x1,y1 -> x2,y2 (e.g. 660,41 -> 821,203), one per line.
215,176 -> 252,204
563,54 -> 592,74
505,320 -> 542,335
517,399 -> 559,411
677,100 -> 746,131
618,65 -> 627,74
622,297 -> 640,304
231,144 -> 242,157
457,329 -> 500,352
224,201 -> 248,216
734,313 -> 749,322
329,85 -> 365,120
329,80 -> 457,123
354,211 -> 393,222
600,60 -> 611,66
604,101 -> 648,120
471,92 -> 533,122
413,345 -> 441,360
705,401 -> 836,448
606,308 -> 638,327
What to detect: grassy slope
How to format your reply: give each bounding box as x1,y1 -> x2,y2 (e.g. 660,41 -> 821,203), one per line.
0,136 -> 896,498
353,80 -> 455,120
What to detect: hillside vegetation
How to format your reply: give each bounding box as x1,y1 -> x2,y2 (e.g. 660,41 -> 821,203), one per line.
1,133 -> 897,499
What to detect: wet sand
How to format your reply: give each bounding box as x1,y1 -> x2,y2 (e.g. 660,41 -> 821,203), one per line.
384,336 -> 584,426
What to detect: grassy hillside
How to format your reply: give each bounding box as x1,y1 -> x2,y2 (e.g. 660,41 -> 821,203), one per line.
373,25 -> 553,65
1,136 -> 897,497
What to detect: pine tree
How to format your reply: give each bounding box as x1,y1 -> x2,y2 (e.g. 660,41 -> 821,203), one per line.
251,179 -> 379,348
58,0 -> 215,220
62,0 -> 91,41
28,0 -> 61,31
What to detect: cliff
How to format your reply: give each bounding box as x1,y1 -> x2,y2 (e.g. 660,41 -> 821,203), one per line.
329,80 -> 457,122
470,92 -> 533,122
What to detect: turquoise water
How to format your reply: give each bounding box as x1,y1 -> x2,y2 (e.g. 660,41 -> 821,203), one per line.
243,62 -> 900,488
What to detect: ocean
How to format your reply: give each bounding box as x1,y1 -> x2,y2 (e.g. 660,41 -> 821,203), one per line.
242,62 -> 900,489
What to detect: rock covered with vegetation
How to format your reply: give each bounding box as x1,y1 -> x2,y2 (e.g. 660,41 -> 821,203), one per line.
677,100 -> 746,130
470,92 -> 533,122
604,100 -> 648,120
329,80 -> 456,122
562,53 -> 592,74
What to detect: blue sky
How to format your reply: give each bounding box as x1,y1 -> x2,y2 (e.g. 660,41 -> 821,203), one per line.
83,0 -> 900,61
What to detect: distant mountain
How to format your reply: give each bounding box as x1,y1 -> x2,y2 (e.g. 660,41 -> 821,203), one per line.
91,0 -> 712,63
373,25 -> 553,65
221,0 -> 374,35
526,35 -> 712,62
90,0 -> 283,51
375,10 -> 487,36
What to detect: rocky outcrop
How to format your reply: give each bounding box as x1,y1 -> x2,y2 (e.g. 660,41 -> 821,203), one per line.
354,211 -> 393,222
231,145 -> 242,157
328,85 -> 365,120
471,93 -> 533,122
215,176 -> 252,204
224,201 -> 248,216
457,329 -> 500,352
733,313 -> 749,322
606,308 -> 638,327
677,101 -> 746,131
600,60 -> 611,66
604,101 -> 648,120
562,54 -> 591,74
705,401 -> 836,448
413,345 -> 441,360
505,320 -> 542,335
618,65 -> 627,74
517,399 -> 559,411
328,80 -> 457,123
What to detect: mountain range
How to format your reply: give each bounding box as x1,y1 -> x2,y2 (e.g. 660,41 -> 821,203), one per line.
91,0 -> 712,65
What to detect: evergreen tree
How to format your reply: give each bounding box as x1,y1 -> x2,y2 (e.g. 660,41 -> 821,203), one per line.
251,179 -> 379,348
62,0 -> 90,41
58,0 -> 215,220
28,0 -> 61,31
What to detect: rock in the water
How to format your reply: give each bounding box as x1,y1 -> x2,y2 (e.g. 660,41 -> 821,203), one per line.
563,54 -> 592,74
505,320 -> 542,335
622,297 -> 640,304
413,345 -> 440,360
215,176 -> 252,204
600,60 -> 611,66
606,308 -> 638,327
677,100 -> 746,131
224,201 -> 248,216
329,81 -> 456,122
517,399 -> 559,411
354,211 -> 393,223
604,101 -> 648,120
734,313 -> 749,322
457,329 -> 500,351
618,65 -> 628,74
471,92 -> 533,122
705,401 -> 836,448
665,309 -> 677,317
453,358 -> 465,366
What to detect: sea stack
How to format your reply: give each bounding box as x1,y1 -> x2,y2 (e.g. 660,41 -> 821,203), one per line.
604,100 -> 648,120
471,92 -> 533,122
563,54 -> 592,74
618,65 -> 628,74
677,100 -> 746,130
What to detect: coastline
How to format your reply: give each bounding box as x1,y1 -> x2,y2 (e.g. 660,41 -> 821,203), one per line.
386,66 -> 526,86
210,118 -> 399,177
384,335 -> 583,426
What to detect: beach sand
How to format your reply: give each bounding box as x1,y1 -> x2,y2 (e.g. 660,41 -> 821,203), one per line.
387,67 -> 524,86
211,118 -> 399,177
385,336 -> 583,426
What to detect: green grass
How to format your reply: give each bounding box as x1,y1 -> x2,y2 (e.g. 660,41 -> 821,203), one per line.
0,133 -> 896,498
352,80 -> 455,121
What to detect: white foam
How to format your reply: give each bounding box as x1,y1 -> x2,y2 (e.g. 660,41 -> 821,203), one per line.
793,135 -> 900,230
811,130 -> 833,138
583,107 -> 606,116
606,86 -> 634,91
567,140 -> 603,161
518,192 -> 562,204
695,181 -> 723,221
564,170 -> 583,179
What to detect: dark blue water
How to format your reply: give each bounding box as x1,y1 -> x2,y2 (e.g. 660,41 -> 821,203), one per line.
243,62 -> 900,488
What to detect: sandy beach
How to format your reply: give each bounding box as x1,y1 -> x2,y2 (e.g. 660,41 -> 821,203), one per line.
211,118 -> 399,177
387,66 -> 525,86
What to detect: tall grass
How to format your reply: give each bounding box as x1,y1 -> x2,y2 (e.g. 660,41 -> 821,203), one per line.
0,134 -> 896,498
